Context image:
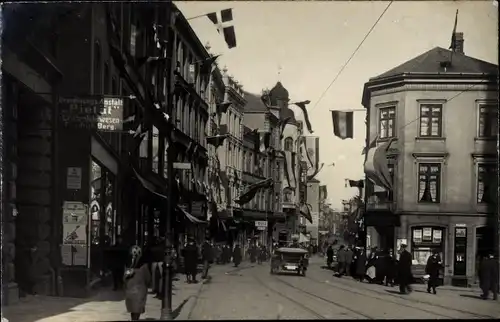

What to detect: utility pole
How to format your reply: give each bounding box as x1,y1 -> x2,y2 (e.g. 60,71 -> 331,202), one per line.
161,1 -> 175,320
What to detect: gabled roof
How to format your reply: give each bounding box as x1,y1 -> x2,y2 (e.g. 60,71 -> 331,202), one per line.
371,47 -> 498,81
243,91 -> 269,113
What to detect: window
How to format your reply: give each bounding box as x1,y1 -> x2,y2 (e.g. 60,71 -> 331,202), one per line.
477,163 -> 497,203
418,163 -> 441,203
478,105 -> 498,138
94,42 -> 102,95
242,151 -> 247,172
379,107 -> 395,138
284,137 -> 294,151
419,104 -> 442,137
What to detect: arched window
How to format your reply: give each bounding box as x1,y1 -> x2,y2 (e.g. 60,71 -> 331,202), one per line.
94,42 -> 102,95
284,137 -> 294,151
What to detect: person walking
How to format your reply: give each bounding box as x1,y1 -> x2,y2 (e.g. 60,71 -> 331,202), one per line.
397,244 -> 413,294
384,249 -> 396,287
233,244 -> 242,267
123,246 -> 151,321
425,250 -> 442,294
479,252 -> 499,300
345,246 -> 354,277
355,248 -> 367,282
182,237 -> 199,284
336,245 -> 347,277
326,245 -> 334,269
201,238 -> 213,279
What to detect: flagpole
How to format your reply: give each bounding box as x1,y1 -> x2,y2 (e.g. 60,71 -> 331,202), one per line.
186,13 -> 209,21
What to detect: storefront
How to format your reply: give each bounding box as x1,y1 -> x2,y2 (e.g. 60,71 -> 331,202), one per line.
410,226 -> 445,282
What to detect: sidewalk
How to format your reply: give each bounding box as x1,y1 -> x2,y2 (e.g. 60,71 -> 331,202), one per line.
3,263 -> 250,322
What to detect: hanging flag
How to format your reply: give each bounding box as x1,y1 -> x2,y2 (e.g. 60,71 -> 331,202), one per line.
301,136 -> 320,179
219,170 -> 231,206
449,10 -> 459,51
235,178 -> 273,205
207,9 -> 237,48
294,101 -> 314,133
200,54 -> 221,75
331,111 -> 354,140
136,56 -> 168,68
348,180 -> 364,188
319,185 -> 328,201
207,134 -> 229,148
364,137 -> 395,191
299,203 -> 313,224
308,163 -> 324,181
278,116 -> 292,139
259,132 -> 271,153
216,102 -> 231,114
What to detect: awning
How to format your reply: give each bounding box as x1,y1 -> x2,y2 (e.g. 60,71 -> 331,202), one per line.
177,206 -> 206,224
133,168 -> 167,199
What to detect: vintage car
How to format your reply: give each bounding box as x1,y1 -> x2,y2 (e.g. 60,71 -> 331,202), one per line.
270,247 -> 309,276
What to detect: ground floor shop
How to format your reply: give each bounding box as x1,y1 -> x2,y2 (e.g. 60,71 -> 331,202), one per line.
367,213 -> 495,287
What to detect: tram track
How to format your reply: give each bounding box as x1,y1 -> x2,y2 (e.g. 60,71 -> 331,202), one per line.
305,271 -> 495,319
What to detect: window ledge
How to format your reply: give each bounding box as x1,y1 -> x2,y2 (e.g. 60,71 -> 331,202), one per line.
378,137 -> 398,143
474,137 -> 497,142
415,137 -> 446,142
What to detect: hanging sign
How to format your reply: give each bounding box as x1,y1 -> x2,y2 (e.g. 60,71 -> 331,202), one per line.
66,167 -> 82,190
255,221 -> 268,228
59,96 -> 124,131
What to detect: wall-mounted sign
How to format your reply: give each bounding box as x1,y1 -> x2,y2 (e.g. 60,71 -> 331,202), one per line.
62,201 -> 88,245
59,96 -> 124,131
66,167 -> 82,190
255,221 -> 267,228
422,228 -> 432,241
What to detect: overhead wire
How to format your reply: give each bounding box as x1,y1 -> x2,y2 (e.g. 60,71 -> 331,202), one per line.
309,1 -> 394,114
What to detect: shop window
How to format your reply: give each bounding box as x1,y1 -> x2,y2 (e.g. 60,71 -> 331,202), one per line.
411,227 -> 444,265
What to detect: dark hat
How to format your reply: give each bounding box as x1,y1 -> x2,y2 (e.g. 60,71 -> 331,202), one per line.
400,243 -> 407,248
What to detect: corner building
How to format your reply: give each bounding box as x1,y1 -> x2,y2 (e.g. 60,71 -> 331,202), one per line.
362,40 -> 498,286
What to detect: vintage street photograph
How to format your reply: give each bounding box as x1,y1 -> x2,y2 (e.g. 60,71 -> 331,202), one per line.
1,0 -> 498,321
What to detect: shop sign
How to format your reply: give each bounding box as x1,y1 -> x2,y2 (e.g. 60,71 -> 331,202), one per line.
433,229 -> 442,243
59,96 -> 124,131
255,221 -> 267,228
422,228 -> 432,241
256,226 -> 266,231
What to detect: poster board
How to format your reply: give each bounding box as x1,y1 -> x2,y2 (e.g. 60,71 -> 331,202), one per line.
61,201 -> 89,266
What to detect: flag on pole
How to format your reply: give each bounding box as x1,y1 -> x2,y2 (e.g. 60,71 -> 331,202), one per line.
299,203 -> 313,224
348,179 -> 364,188
200,55 -> 221,75
259,132 -> 271,153
207,9 -> 237,48
319,185 -> 328,201
331,111 -> 354,139
235,178 -> 273,205
363,138 -> 395,191
449,10 -> 459,51
362,136 -> 377,155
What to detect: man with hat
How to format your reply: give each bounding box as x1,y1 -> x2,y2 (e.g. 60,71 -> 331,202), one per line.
397,243 -> 413,294
182,237 -> 199,283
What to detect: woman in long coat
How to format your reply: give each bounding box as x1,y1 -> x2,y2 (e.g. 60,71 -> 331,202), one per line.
355,249 -> 367,282
123,245 -> 151,321
233,244 -> 242,267
425,250 -> 442,294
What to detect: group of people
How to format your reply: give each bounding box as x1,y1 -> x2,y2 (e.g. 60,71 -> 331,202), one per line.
213,243 -> 243,267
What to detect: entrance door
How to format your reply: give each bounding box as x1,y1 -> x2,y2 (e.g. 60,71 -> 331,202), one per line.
454,227 -> 467,276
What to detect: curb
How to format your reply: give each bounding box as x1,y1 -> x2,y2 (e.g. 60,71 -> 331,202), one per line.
175,264 -> 255,320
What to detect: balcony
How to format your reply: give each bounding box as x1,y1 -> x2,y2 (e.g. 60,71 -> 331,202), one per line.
366,194 -> 395,212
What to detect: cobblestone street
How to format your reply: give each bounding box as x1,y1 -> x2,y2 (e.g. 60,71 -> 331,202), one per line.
188,257 -> 500,320
2,258 -> 500,321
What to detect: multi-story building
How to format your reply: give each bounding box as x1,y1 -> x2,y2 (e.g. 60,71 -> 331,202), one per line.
306,178 -> 321,242
362,35 -> 498,286
1,2 -> 212,302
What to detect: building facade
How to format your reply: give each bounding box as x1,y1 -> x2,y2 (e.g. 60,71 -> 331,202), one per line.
1,2 -> 212,303
363,38 -> 498,286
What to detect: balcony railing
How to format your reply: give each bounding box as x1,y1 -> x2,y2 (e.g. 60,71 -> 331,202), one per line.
366,194 -> 394,211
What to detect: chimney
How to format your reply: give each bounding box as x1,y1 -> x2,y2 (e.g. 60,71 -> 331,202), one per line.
454,32 -> 464,54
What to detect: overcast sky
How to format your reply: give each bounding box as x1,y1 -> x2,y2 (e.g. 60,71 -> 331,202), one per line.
176,1 -> 498,210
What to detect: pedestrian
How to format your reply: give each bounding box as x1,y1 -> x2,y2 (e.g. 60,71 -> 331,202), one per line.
123,245 -> 151,321
201,238 -> 213,279
479,252 -> 499,300
345,246 -> 354,276
182,237 -> 199,284
384,249 -> 396,287
375,249 -> 387,284
233,244 -> 242,267
326,245 -> 334,269
397,244 -> 413,294
355,248 -> 367,282
249,243 -> 257,263
425,249 -> 442,294
336,245 -> 346,277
